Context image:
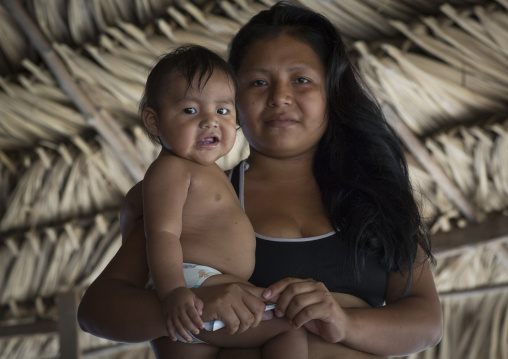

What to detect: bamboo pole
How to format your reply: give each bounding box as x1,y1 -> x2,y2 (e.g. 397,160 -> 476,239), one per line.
3,0 -> 146,182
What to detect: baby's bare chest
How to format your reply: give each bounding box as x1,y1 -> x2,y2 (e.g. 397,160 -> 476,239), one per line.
185,171 -> 239,213
179,169 -> 255,277
181,169 -> 251,236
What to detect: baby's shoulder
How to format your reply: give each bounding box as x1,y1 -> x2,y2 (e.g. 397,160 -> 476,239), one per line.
149,153 -> 193,171
144,154 -> 195,184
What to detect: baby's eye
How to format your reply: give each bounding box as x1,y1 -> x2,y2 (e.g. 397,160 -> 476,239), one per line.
252,79 -> 267,86
295,77 -> 309,84
217,108 -> 229,115
184,108 -> 197,114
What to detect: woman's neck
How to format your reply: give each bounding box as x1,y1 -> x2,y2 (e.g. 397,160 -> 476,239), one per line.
246,148 -> 316,184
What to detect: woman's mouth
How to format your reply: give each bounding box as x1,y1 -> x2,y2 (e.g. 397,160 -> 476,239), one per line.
265,114 -> 298,127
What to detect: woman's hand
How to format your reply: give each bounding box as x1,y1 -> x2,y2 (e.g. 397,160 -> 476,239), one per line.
193,282 -> 271,335
262,278 -> 348,343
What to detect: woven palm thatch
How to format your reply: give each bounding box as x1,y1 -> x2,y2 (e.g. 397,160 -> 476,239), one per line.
356,3 -> 508,136
407,240 -> 508,359
406,118 -> 508,233
0,1 -> 507,358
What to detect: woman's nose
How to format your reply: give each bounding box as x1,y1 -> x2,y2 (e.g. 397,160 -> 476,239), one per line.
268,81 -> 292,107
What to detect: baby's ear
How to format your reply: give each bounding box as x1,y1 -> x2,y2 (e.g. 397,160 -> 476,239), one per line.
142,107 -> 159,136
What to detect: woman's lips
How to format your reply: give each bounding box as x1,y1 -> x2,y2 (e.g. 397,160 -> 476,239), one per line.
265,115 -> 298,127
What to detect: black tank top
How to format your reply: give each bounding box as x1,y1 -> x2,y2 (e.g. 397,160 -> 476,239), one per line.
229,161 -> 387,308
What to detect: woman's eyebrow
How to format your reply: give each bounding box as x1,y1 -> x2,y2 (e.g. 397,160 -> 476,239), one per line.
242,64 -> 316,73
240,67 -> 269,74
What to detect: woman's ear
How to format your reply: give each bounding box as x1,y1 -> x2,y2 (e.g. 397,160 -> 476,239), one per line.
142,107 -> 159,136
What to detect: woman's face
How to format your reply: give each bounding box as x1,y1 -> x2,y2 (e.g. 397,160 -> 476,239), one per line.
236,33 -> 328,159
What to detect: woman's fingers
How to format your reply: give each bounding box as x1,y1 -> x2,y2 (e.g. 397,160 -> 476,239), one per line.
284,282 -> 331,320
263,277 -> 304,301
196,283 -> 266,334
241,285 -> 270,328
219,284 -> 266,334
269,279 -> 323,316
263,277 -> 348,342
288,293 -> 336,327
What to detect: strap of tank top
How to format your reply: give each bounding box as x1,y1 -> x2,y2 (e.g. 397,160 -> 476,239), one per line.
229,161 -> 242,198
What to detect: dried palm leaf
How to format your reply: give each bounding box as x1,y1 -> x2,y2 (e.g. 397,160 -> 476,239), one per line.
0,5 -> 28,71
84,43 -> 148,83
401,53 -> 508,101
68,0 -> 97,44
54,43 -> 144,106
474,6 -> 508,56
491,124 -> 508,200
80,222 -> 122,288
360,0 -> 417,20
332,0 -> 397,37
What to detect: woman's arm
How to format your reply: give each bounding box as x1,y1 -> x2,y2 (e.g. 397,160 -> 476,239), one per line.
77,218 -> 168,342
217,295 -> 385,359
340,258 -> 442,356
263,248 -> 443,357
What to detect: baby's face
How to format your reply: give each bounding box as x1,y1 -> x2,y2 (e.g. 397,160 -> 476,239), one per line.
154,71 -> 237,165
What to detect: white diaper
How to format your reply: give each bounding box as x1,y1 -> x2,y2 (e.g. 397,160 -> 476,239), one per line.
182,263 -> 222,288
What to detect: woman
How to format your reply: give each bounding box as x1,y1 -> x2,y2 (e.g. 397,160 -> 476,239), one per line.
78,2 -> 443,358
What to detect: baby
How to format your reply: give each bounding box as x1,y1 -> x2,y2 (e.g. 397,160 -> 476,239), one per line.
140,45 -> 307,359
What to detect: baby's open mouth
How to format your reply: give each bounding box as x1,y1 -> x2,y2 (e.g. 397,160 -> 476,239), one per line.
197,136 -> 219,145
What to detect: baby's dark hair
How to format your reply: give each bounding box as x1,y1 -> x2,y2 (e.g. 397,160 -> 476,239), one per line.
139,45 -> 238,144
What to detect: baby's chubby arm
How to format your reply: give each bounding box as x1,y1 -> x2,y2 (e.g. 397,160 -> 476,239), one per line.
143,155 -> 205,341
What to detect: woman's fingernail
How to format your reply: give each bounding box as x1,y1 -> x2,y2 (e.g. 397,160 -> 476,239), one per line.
263,289 -> 272,298
275,309 -> 283,317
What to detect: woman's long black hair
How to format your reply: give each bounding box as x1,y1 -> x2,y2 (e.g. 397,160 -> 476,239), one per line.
228,1 -> 434,292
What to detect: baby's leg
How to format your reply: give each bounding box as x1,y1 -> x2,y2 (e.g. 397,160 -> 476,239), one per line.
197,316 -> 307,357
262,325 -> 307,359
151,337 -> 220,359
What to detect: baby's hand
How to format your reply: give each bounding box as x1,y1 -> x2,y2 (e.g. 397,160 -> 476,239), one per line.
161,287 -> 205,341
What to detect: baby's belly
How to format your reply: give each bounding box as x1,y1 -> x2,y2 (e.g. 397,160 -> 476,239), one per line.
181,237 -> 255,281
181,209 -> 256,280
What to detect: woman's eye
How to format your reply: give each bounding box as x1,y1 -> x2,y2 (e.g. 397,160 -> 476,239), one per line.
295,77 -> 309,84
217,108 -> 229,115
184,108 -> 197,114
252,79 -> 267,86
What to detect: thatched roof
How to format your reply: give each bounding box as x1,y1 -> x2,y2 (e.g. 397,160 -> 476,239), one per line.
0,0 -> 507,358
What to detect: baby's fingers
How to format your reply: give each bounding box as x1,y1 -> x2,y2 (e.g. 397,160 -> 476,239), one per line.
178,307 -> 204,335
165,318 -> 178,342
188,305 -> 205,331
171,316 -> 194,342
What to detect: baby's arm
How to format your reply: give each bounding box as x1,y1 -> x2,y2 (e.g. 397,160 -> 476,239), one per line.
143,156 -> 204,341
